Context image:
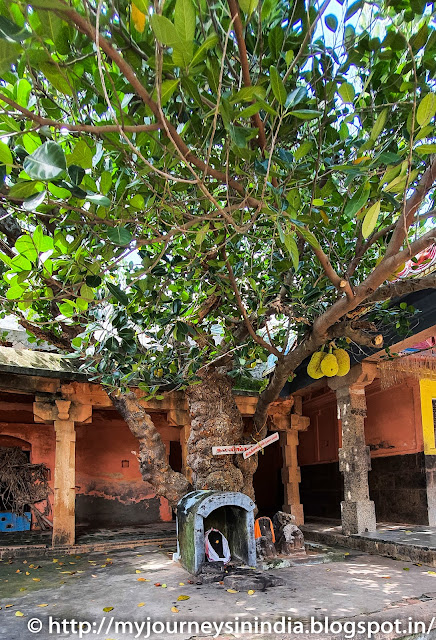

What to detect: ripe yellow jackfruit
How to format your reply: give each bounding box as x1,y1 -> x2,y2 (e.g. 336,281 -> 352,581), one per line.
320,353 -> 339,377
333,348 -> 350,377
307,351 -> 325,379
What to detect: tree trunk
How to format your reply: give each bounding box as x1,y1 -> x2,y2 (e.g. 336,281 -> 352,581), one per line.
110,391 -> 191,507
186,369 -> 255,500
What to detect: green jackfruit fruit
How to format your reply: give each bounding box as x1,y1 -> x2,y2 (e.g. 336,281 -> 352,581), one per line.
307,351 -> 325,379
333,348 -> 350,376
320,353 -> 339,377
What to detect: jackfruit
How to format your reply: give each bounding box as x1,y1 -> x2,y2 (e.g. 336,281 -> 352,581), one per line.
333,348 -> 350,377
307,351 -> 325,379
320,353 -> 339,377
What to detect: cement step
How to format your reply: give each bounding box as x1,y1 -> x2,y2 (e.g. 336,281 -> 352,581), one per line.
301,523 -> 436,567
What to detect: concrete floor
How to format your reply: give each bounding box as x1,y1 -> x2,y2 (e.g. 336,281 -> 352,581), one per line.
1,542 -> 436,640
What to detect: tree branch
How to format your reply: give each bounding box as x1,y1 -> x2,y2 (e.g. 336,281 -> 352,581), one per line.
328,321 -> 383,348
224,254 -> 281,357
0,92 -> 161,134
226,0 -> 267,152
364,272 -> 436,304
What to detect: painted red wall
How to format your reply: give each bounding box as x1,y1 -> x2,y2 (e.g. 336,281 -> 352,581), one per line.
298,378 -> 423,467
75,411 -> 174,522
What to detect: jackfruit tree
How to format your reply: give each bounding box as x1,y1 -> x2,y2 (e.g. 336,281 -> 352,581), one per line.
0,0 -> 436,504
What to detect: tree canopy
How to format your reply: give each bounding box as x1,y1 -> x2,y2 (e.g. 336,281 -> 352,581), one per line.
0,0 -> 436,438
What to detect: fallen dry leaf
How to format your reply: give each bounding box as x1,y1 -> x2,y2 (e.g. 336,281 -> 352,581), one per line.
177,595 -> 190,601
5,605 -> 13,608
37,604 -> 48,607
135,570 -> 142,574
381,576 -> 391,579
403,567 -> 410,571
427,571 -> 436,576
137,578 -> 146,582
137,603 -> 145,607
53,559 -> 58,563
171,607 -> 179,613
247,590 -> 255,595
161,584 -> 167,588
103,607 -> 114,613
92,575 -> 97,578
154,583 -> 161,587
32,578 -> 41,582
25,572 -> 30,576
179,582 -> 185,586
227,589 -> 238,594
15,611 -> 24,617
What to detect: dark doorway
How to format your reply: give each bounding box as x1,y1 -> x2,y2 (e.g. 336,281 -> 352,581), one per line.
253,434 -> 284,518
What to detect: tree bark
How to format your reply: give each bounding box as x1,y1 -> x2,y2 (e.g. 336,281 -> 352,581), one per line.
110,391 -> 191,507
186,368 -> 255,499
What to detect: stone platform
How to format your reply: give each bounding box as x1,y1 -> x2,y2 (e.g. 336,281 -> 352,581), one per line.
301,520 -> 436,567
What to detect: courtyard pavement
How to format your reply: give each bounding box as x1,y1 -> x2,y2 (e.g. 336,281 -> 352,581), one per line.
1,540 -> 436,640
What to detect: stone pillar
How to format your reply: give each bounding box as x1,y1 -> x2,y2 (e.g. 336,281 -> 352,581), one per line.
34,398 -> 92,547
328,363 -> 377,535
269,399 -> 310,526
425,455 -> 436,526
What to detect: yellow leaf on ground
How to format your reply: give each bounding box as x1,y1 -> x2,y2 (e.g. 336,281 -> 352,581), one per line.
15,611 -> 24,617
179,582 -> 185,586
37,604 -> 48,607
53,559 -> 58,563
171,607 -> 179,613
427,571 -> 436,576
161,584 -> 167,588
137,578 -> 146,582
25,572 -> 30,576
92,575 -> 97,578
103,607 -> 114,612
177,595 -> 190,601
5,605 -> 13,608
247,590 -> 255,595
135,570 -> 142,574
137,603 -> 145,607
227,589 -> 238,594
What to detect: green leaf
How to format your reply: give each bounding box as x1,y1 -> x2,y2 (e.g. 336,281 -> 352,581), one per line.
362,201 -> 381,238
239,0 -> 258,16
107,227 -> 133,246
86,194 -> 111,207
284,234 -> 299,270
23,142 -> 66,181
33,225 -> 53,252
0,16 -> 30,42
298,227 -> 321,250
294,141 -> 312,161
415,144 -> 436,154
80,284 -> 95,301
40,63 -> 74,96
0,140 -> 13,172
0,40 -> 20,74
67,140 -> 93,169
100,171 -> 112,195
416,93 -> 436,127
344,184 -> 370,217
8,181 -> 42,199
22,190 -> 46,211
107,282 -> 129,306
41,12 -> 62,43
268,25 -> 284,59
338,82 -> 355,103
15,235 -> 38,262
174,0 -> 195,43
159,79 -> 179,106
288,109 -> 322,120
190,35 -> 219,66
6,285 -> 25,300
370,108 -> 388,141
150,14 -> 180,48
269,66 -> 287,106
325,14 -> 338,32
230,86 -> 266,104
